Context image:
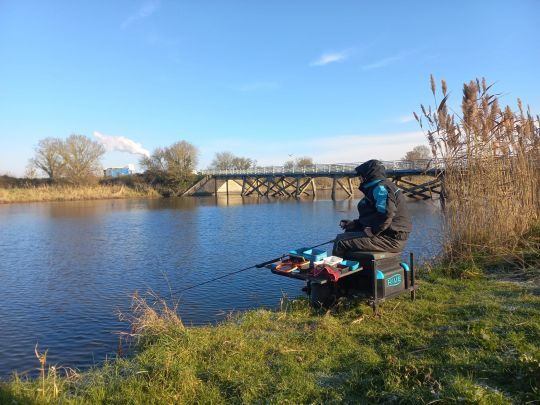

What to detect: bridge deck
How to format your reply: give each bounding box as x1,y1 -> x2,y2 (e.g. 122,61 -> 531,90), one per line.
206,168 -> 441,178
189,160 -> 444,199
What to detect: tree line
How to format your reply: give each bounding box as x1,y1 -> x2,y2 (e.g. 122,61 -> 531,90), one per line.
28,134 -> 431,183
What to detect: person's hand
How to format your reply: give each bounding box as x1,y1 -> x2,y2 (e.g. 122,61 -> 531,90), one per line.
339,220 -> 350,230
364,227 -> 374,237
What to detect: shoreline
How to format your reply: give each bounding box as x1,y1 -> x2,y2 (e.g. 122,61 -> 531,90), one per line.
1,247 -> 538,403
0,186 -> 361,205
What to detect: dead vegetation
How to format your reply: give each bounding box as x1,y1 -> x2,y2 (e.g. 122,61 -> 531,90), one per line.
0,184 -> 160,203
416,76 -> 539,269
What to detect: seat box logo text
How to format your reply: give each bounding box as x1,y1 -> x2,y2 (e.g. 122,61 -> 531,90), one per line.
387,274 -> 402,287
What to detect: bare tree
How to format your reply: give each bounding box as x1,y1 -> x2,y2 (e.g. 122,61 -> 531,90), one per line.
140,147 -> 167,175
61,134 -> 105,183
140,141 -> 199,183
403,145 -> 431,161
209,152 -> 256,170
209,151 -> 235,170
24,162 -> 38,179
284,156 -> 314,169
231,156 -> 256,170
164,141 -> 199,179
30,137 -> 65,179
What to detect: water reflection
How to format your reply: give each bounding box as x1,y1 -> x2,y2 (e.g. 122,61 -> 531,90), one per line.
0,194 -> 442,378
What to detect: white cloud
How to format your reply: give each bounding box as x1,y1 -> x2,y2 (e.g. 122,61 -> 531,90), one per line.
398,114 -> 415,123
308,132 -> 426,163
197,131 -> 426,169
362,54 -> 402,70
93,131 -> 151,157
121,0 -> 161,29
310,50 -> 350,66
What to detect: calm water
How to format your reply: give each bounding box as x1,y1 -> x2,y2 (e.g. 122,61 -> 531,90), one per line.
0,194 -> 442,378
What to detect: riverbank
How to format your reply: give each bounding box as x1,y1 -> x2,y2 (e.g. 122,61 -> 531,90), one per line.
0,185 -> 161,203
0,173 -> 204,203
1,234 -> 538,404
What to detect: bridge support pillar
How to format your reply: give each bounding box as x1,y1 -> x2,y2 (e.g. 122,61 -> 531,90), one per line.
391,175 -> 442,200
240,177 -> 245,196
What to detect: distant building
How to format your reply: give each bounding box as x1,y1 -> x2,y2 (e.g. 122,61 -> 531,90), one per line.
103,164 -> 135,178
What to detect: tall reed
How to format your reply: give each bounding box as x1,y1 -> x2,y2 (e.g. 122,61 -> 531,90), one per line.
416,76 -> 539,265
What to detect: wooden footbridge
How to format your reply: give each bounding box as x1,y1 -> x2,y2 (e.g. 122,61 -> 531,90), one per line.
183,160 -> 444,200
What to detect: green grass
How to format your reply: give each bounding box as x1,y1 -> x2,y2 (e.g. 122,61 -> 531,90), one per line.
1,261 -> 539,404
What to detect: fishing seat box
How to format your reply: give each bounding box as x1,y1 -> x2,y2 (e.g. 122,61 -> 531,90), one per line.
341,251 -> 412,299
309,250 -> 415,309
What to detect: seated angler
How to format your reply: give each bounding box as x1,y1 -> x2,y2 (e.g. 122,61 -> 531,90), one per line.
333,159 -> 412,256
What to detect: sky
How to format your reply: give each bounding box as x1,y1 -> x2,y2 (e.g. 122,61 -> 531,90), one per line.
1,0 -> 539,176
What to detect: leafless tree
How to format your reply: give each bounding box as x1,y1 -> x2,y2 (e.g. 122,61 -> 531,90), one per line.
231,156 -> 256,170
24,162 -> 38,179
60,134 -> 105,183
403,145 -> 431,161
140,147 -> 167,175
284,156 -> 314,169
141,141 -> 199,182
209,152 -> 256,170
209,151 -> 235,170
164,141 -> 199,179
30,137 -> 65,179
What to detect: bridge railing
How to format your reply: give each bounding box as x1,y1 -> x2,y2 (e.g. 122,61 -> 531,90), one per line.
200,159 -> 445,176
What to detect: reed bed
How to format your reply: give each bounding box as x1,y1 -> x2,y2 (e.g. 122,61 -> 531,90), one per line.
0,184 -> 160,203
417,77 -> 539,270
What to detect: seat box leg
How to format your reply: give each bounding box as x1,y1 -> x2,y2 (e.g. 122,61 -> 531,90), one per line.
309,283 -> 335,308
410,252 -> 416,301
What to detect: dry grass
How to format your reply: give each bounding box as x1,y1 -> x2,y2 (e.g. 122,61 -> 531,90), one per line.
417,76 -> 539,267
0,184 -> 160,203
120,291 -> 184,345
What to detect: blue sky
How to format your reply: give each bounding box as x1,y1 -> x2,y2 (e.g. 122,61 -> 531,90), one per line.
1,0 -> 539,175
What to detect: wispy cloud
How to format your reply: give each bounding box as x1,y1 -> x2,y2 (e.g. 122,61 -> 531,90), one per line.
310,50 -> 350,67
362,54 -> 402,70
235,81 -> 279,92
198,131 -> 426,168
94,131 -> 151,157
398,114 -> 415,124
310,132 -> 426,162
121,0 -> 161,29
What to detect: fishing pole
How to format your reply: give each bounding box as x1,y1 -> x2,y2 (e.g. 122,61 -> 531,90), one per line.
171,239 -> 335,295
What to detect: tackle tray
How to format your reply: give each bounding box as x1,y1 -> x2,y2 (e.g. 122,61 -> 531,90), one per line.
268,260 -> 364,285
288,248 -> 327,262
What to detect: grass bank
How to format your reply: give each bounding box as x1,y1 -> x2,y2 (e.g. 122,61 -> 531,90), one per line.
0,173 -> 204,203
0,185 -> 161,204
1,243 -> 538,404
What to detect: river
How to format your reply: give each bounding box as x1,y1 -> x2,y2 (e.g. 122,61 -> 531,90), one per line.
0,193 -> 442,378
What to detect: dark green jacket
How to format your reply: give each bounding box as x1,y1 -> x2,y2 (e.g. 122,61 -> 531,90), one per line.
352,160 -> 412,236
